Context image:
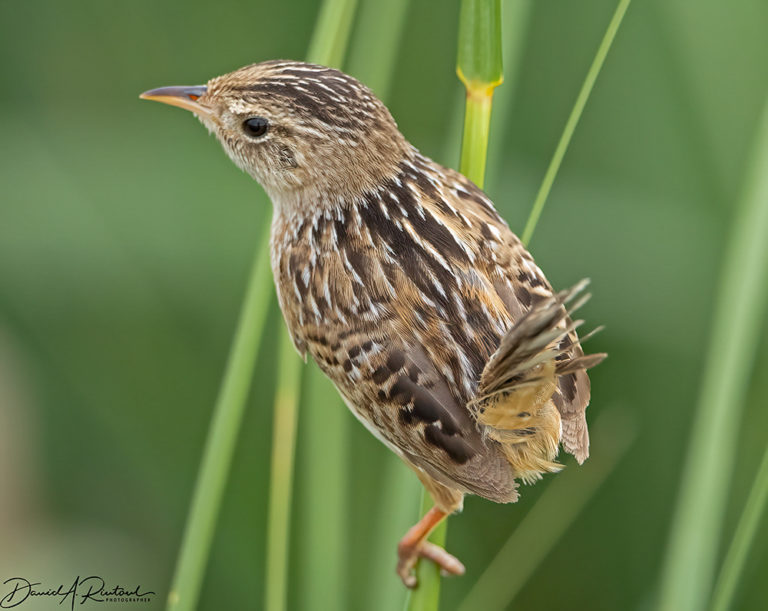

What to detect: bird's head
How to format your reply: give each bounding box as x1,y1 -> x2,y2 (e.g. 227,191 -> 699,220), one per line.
141,60 -> 409,210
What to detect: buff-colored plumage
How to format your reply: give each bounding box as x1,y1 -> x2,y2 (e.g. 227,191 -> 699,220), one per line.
141,60 -> 605,587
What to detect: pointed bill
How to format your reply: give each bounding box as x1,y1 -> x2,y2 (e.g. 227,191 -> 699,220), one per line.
139,85 -> 212,119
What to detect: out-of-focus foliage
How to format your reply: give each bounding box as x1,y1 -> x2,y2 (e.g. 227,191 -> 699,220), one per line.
0,0 -> 766,609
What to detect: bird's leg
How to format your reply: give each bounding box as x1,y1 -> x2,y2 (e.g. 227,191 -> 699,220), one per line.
396,506 -> 465,588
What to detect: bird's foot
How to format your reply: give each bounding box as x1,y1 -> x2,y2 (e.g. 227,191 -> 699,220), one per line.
396,539 -> 465,588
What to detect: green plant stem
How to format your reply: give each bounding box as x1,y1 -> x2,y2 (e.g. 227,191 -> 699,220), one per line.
167,221 -> 272,611
343,3 -> 420,609
484,0 -> 532,192
264,328 -> 302,611
298,365 -> 349,610
457,409 -> 635,611
456,0 -> 503,87
346,0 -> 410,99
367,459 -> 421,611
405,491 -> 448,611
459,91 -> 494,188
307,0 -> 359,67
456,0 -> 502,189
406,3 -> 502,609
270,1 -> 359,610
520,0 -> 631,246
711,444 -> 768,611
168,0 -> 360,608
658,96 -> 768,611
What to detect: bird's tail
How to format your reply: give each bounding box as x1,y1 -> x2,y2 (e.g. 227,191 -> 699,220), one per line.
469,280 -> 606,483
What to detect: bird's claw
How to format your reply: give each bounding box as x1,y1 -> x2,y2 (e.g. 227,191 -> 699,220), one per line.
397,540 -> 465,588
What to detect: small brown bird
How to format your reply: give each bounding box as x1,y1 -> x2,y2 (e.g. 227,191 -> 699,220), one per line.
141,60 -> 605,587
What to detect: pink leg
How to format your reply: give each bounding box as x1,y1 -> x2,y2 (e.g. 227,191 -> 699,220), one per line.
396,506 -> 465,588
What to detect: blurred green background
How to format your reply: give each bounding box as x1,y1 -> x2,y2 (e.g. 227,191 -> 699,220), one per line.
1,0 -> 767,609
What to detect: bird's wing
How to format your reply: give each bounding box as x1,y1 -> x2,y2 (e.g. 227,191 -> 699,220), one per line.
317,151 -> 597,489
295,186 -> 520,501
270,168 -> 520,501
430,161 -> 599,463
272,150 -> 596,498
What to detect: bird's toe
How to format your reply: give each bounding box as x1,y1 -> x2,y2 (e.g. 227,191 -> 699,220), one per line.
396,540 -> 465,588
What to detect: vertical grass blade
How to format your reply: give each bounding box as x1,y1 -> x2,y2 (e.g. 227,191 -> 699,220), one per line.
307,0 -> 360,68
405,491 -> 448,611
294,1 -> 360,610
346,0 -> 410,99
484,0 -> 532,192
456,0 -> 502,85
345,2 -> 420,610
520,0 -> 631,246
264,328 -> 302,611
167,223 -> 272,611
458,94 -> 495,189
407,3 -> 502,609
366,462 -> 421,611
456,0 -> 503,188
297,365 -> 350,610
710,444 -> 768,611
457,409 -> 635,611
168,0 -> 360,608
658,97 -> 768,611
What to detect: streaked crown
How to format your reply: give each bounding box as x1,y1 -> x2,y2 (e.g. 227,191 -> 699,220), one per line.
194,61 -> 409,208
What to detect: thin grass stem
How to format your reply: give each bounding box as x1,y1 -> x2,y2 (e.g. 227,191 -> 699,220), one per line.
406,3 -> 502,609
346,0 -> 410,99
485,0 -> 532,193
658,96 -> 768,611
459,92 -> 495,188
404,491 -> 447,611
710,444 -> 768,611
367,461 -> 421,611
167,222 -> 273,611
343,2 -> 420,609
307,0 -> 360,68
264,328 -> 302,611
520,0 -> 631,246
456,0 -> 503,189
167,0 -> 360,607
297,364 -> 350,610
293,1 -> 360,609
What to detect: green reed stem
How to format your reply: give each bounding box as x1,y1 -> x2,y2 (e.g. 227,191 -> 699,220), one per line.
457,409 -> 634,611
459,94 -> 495,188
346,0 -> 410,99
167,0 -> 360,608
520,0 -> 631,246
658,96 -> 768,611
167,222 -> 272,611
269,0 -> 359,609
405,491 -> 447,611
264,328 -> 302,611
406,3 -> 502,610
344,2 -> 420,610
457,0 -> 502,189
298,365 -> 350,610
307,0 -> 359,68
368,460 -> 421,611
484,0 -> 532,193
711,444 -> 768,611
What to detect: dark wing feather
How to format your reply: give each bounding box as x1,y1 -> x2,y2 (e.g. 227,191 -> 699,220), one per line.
437,163 -> 601,463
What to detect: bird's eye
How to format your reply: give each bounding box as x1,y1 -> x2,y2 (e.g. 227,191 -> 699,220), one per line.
243,117 -> 269,138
